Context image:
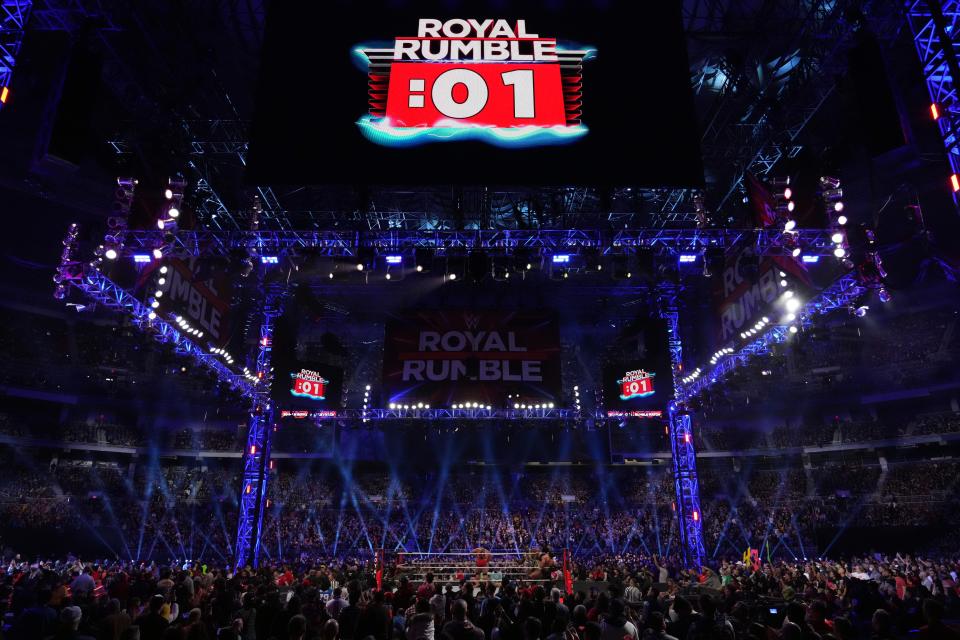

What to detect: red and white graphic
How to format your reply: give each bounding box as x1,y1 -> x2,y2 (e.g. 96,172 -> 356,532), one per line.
618,369 -> 656,401
364,19 -> 590,130
291,369 -> 328,401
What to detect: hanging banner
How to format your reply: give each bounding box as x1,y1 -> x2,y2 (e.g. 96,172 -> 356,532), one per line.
382,311 -> 561,406
135,257 -> 233,348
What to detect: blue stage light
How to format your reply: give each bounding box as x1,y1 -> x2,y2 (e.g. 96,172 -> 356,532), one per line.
679,254 -> 697,263
385,255 -> 403,264
552,254 -> 570,264
261,256 -> 279,264
802,255 -> 820,263
133,254 -> 152,263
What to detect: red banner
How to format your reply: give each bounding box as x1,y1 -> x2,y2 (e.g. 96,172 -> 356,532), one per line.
382,311 -> 561,406
135,257 -> 233,348
714,246 -> 813,344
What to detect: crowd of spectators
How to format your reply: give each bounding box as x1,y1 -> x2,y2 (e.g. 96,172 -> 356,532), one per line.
1,548 -> 958,640
695,413 -> 960,453
0,445 -> 957,568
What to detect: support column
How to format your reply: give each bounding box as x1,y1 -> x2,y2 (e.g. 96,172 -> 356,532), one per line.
234,292 -> 284,568
906,0 -> 960,207
667,404 -> 705,570
658,285 -> 705,570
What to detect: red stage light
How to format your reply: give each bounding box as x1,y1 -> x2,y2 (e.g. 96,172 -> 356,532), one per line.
0,87 -> 8,104
951,174 -> 960,193
931,103 -> 940,120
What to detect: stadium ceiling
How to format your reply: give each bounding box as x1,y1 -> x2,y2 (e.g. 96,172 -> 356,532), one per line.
27,0 -> 902,230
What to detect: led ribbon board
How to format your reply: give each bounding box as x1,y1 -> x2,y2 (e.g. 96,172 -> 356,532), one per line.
290,368 -> 329,401
359,19 -> 593,147
617,369 -> 656,401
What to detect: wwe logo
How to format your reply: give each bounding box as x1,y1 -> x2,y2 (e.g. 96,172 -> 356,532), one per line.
463,313 -> 481,330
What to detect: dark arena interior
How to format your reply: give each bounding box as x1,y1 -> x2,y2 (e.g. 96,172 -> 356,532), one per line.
3,1 -> 960,639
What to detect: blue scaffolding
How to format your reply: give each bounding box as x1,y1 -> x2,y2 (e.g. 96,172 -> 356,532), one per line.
906,0 -> 960,205
0,0 -> 33,109
59,226 -> 870,570
234,290 -> 284,569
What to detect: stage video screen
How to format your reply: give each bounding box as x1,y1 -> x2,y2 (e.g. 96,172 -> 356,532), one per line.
382,311 -> 561,407
248,0 -> 703,186
272,360 -> 345,411
602,318 -> 674,414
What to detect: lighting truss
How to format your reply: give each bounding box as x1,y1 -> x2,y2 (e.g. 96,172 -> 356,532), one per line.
114,228 -> 849,258
682,272 -> 867,398
0,0 -> 33,110
234,289 -> 284,569
337,408 -> 583,420
62,225 -> 858,571
658,285 -> 704,569
667,405 -> 705,569
67,267 -> 256,397
906,0 -> 960,207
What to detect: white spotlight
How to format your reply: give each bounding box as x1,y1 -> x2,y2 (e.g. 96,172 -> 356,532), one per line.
168,207 -> 180,219
837,215 -> 848,225
449,273 -> 457,280
164,188 -> 174,200
159,266 -> 168,274
356,263 -> 364,271
104,248 -> 118,260
784,220 -> 797,232
789,326 -> 799,334
785,297 -> 802,313
833,247 -> 846,258
831,233 -> 844,244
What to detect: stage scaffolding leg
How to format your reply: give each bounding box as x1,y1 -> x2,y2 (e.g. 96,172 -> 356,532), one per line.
234,293 -> 284,568
658,286 -> 705,570
667,405 -> 705,570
